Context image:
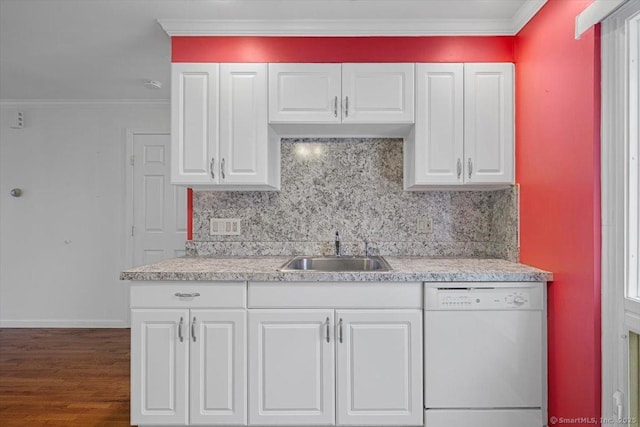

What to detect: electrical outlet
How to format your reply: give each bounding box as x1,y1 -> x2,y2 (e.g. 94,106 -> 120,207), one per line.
417,217 -> 432,234
210,218 -> 241,236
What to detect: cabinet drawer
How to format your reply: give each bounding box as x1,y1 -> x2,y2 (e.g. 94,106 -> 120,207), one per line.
248,282 -> 421,308
130,282 -> 246,308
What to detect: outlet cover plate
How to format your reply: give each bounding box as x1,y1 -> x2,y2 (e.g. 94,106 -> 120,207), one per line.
210,218 -> 241,236
417,217 -> 432,234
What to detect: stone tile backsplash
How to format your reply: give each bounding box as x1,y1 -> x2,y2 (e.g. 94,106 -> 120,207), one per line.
190,138 -> 518,261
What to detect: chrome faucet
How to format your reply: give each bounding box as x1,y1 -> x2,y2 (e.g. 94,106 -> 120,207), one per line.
335,231 -> 341,257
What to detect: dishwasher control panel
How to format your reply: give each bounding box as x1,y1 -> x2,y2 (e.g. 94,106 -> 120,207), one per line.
424,284 -> 544,310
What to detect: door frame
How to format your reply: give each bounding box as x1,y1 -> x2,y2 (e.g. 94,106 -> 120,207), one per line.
124,129 -> 171,270
601,0 -> 640,423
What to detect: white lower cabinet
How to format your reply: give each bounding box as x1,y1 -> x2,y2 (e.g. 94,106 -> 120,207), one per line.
336,310 -> 423,426
131,306 -> 246,426
248,310 -> 336,425
131,309 -> 189,425
131,282 -> 247,426
130,281 -> 422,427
248,308 -> 423,426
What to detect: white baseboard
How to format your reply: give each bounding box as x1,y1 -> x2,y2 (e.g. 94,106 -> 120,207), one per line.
0,319 -> 129,328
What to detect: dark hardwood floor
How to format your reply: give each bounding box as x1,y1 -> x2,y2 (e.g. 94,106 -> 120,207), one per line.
0,328 -> 131,426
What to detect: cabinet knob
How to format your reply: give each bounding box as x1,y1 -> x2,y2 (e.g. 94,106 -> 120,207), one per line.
456,158 -> 462,180
344,96 -> 349,118
468,158 -> 473,179
178,317 -> 184,343
333,96 -> 338,118
221,158 -> 226,180
210,157 -> 215,179
191,316 -> 197,342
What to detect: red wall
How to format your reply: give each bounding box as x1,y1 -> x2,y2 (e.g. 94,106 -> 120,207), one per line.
172,36 -> 514,63
515,0 -> 601,425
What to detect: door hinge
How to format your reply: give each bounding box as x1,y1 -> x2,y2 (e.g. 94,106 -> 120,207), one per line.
131,226 -> 135,237
129,155 -> 135,166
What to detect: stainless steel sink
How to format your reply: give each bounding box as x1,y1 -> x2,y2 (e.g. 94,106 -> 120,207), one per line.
279,256 -> 392,272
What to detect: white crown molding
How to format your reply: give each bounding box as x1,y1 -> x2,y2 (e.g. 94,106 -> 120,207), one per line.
510,0 -> 548,34
158,18 -> 522,37
0,99 -> 170,108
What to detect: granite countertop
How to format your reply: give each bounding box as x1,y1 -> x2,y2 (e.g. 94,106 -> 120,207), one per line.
120,256 -> 552,282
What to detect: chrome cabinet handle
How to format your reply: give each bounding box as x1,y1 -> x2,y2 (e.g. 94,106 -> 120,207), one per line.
210,157 -> 215,179
178,317 -> 184,343
344,96 -> 349,117
333,96 -> 338,117
468,158 -> 473,179
191,316 -> 196,342
174,292 -> 200,298
221,158 -> 226,180
338,318 -> 343,343
325,317 -> 330,343
456,158 -> 462,180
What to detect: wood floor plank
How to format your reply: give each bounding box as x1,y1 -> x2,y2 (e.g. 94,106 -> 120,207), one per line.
0,328 -> 131,426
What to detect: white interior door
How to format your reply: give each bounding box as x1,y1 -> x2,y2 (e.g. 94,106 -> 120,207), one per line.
130,131 -> 187,267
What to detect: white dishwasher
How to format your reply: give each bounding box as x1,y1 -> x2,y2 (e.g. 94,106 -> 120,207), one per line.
424,282 -> 547,427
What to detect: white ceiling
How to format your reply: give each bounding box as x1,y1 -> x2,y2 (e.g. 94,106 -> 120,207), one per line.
0,0 -> 546,101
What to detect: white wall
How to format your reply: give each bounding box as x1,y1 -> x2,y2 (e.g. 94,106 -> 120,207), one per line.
0,102 -> 169,327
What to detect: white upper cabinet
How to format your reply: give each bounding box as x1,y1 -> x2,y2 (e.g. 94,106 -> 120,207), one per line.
408,64 -> 464,186
405,62 -> 514,190
464,63 -> 515,184
269,64 -> 342,123
268,63 -> 414,124
171,63 -> 219,186
341,63 -> 414,123
171,63 -> 279,190
219,64 -> 274,186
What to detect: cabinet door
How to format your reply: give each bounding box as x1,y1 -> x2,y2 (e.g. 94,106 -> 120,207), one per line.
464,63 -> 515,184
131,309 -> 189,426
190,310 -> 246,425
219,64 -> 270,185
171,63 -> 219,185
268,64 -> 342,123
336,310 -> 423,426
341,63 -> 414,123
412,64 -> 464,186
249,310 -> 335,425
